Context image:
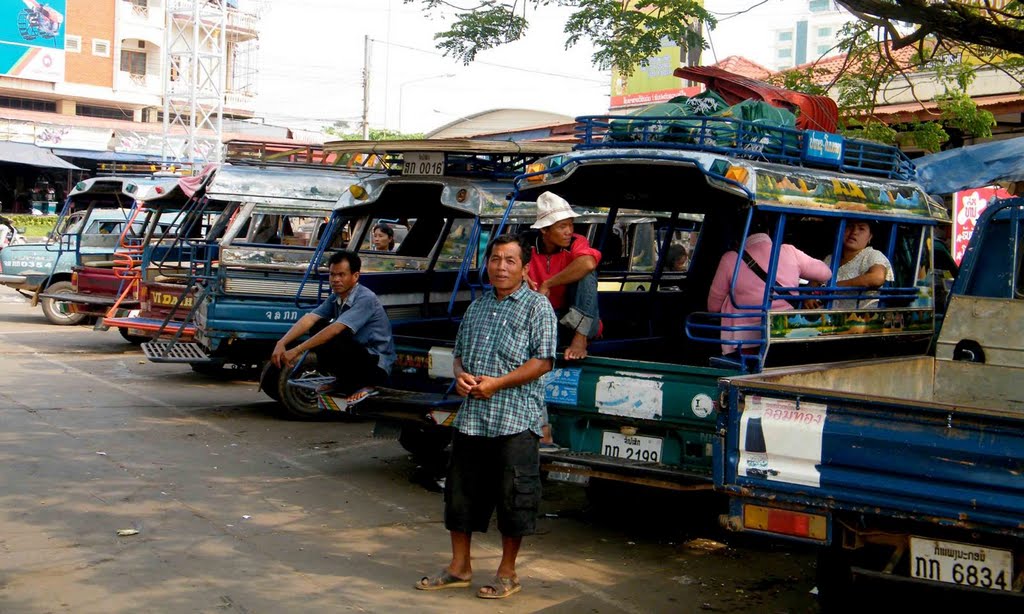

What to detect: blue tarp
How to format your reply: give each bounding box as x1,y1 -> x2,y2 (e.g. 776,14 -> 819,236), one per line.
914,137 -> 1024,196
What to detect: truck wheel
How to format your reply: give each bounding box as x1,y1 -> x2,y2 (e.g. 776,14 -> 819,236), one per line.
276,353 -> 330,420
190,362 -> 225,376
815,545 -> 855,612
40,281 -> 86,326
258,362 -> 281,402
118,327 -> 149,345
398,425 -> 451,463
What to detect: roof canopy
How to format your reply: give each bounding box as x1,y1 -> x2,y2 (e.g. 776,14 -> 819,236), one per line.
205,164 -> 375,206
914,137 -> 1024,196
0,141 -> 81,170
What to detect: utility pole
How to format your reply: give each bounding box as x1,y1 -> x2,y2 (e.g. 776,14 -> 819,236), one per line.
361,35 -> 371,140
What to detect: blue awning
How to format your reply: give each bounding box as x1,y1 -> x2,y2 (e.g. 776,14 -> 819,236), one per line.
914,137 -> 1024,195
52,148 -> 166,163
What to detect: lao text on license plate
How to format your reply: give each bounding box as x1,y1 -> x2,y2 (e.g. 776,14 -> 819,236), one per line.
601,431 -> 662,463
402,152 -> 444,176
909,536 -> 1013,591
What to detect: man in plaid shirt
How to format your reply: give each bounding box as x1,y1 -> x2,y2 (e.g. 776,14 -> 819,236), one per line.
415,234 -> 556,600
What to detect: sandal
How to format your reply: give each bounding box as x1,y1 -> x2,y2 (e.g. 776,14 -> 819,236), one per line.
477,575 -> 521,599
415,569 -> 472,591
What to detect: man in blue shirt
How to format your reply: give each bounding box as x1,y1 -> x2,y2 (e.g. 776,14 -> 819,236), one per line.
415,234 -> 557,600
271,250 -> 395,399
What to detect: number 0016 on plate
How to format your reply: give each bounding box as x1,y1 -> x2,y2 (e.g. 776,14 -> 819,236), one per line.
601,431 -> 662,463
909,537 -> 1013,591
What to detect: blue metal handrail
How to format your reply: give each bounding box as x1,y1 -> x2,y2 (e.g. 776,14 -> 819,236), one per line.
573,115 -> 915,181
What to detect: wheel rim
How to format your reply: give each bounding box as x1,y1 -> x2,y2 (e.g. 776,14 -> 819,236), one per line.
281,367 -> 325,416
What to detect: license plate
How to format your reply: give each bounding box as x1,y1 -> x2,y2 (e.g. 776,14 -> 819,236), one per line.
151,292 -> 194,308
601,432 -> 662,463
909,536 -> 1013,591
402,152 -> 444,176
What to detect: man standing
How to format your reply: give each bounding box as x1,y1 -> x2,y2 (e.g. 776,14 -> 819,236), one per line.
271,250 -> 395,401
527,191 -> 601,361
415,234 -> 556,600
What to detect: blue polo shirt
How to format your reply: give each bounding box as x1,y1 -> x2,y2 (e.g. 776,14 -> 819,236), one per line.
310,283 -> 396,375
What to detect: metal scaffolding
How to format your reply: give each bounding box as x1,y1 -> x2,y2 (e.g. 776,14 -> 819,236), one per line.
162,0 -> 228,167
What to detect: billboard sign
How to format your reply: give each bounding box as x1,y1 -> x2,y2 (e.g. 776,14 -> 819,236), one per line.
0,0 -> 65,83
609,1 -> 703,109
952,185 -> 1012,265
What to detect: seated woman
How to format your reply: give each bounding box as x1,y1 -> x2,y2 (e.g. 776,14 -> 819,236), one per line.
370,223 -> 395,252
708,229 -> 831,356
823,220 -> 893,309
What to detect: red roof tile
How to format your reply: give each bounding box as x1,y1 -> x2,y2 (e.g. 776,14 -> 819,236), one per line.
709,55 -> 776,81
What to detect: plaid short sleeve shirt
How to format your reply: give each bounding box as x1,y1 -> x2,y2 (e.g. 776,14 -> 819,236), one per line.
452,282 -> 558,438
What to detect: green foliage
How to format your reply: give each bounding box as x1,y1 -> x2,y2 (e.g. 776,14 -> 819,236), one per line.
7,214 -> 57,238
323,126 -> 425,141
407,0 -> 713,76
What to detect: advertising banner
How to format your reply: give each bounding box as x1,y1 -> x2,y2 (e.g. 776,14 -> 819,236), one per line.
0,0 -> 65,83
609,1 -> 703,109
952,185 -> 1012,265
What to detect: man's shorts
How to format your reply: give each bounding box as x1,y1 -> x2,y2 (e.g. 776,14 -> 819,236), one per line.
444,429 -> 541,537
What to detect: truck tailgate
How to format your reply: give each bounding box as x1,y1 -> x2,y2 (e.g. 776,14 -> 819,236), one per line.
718,357 -> 1024,536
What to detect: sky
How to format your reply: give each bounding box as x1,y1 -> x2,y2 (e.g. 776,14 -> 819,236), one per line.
253,1 -> 845,136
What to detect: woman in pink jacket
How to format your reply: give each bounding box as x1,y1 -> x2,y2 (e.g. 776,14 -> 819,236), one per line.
707,232 -> 832,355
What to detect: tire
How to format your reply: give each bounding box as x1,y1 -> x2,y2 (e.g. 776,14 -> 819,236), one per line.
398,425 -> 451,463
190,362 -> 225,376
40,281 -> 86,326
259,361 -> 282,402
816,545 -> 855,613
118,327 -> 149,345
275,353 -> 331,420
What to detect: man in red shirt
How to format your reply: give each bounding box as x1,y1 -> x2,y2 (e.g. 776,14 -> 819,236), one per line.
526,192 -> 601,361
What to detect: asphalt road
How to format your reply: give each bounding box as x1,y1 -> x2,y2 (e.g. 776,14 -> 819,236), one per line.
0,286 -> 820,613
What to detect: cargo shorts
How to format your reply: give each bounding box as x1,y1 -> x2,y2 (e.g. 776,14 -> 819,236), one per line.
444,429 -> 541,537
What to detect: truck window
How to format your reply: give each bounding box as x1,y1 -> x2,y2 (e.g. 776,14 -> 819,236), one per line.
435,218 -> 475,270
964,218 -> 1014,299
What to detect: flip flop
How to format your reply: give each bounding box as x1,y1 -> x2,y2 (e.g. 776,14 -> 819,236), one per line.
477,575 -> 522,599
414,569 -> 472,591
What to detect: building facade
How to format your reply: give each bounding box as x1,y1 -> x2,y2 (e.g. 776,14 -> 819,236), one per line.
771,1 -> 853,70
0,0 -> 259,163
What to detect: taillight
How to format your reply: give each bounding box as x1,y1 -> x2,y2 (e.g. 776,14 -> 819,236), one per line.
138,284 -> 149,310
71,271 -> 78,291
743,504 -> 827,541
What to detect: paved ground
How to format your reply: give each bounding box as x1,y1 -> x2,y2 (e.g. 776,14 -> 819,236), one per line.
0,287 -> 821,613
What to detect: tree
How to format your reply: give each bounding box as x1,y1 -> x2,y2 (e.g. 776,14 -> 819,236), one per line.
408,1 -> 1021,74
323,125 -> 425,141
410,1 -> 1022,150
406,0 -> 713,76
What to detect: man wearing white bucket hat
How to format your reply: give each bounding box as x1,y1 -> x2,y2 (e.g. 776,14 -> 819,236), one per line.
526,191 -> 601,362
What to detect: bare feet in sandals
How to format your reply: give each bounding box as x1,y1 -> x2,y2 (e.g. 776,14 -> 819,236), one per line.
414,569 -> 471,591
563,333 -> 588,361
477,574 -> 521,599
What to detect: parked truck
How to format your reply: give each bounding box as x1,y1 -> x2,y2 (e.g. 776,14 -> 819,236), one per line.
715,196 -> 1024,603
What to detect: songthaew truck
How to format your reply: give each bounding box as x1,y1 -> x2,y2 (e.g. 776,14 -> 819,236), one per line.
716,196 -> 1024,604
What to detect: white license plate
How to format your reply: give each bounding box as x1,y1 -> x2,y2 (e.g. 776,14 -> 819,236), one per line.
601,432 -> 662,463
909,536 -> 1013,591
402,152 -> 444,176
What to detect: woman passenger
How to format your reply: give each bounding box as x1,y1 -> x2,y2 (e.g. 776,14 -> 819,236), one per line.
824,220 -> 893,309
371,223 -> 395,252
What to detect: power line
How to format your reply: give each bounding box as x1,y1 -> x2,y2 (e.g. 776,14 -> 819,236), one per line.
369,38 -> 609,84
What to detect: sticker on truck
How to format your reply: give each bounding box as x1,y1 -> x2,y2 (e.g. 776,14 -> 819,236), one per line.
738,396 -> 827,487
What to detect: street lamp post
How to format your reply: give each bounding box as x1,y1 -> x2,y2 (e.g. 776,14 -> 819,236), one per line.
399,73 -> 455,133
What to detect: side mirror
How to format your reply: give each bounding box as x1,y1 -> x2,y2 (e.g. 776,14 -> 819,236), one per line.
15,227 -> 26,234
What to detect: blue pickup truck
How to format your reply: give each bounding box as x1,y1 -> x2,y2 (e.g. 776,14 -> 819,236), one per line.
715,196 -> 1024,603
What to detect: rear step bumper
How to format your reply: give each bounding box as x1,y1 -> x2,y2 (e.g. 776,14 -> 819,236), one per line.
141,341 -> 214,363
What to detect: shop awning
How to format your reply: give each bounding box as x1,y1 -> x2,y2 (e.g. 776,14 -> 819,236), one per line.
0,141 -> 82,170
52,148 -> 166,163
